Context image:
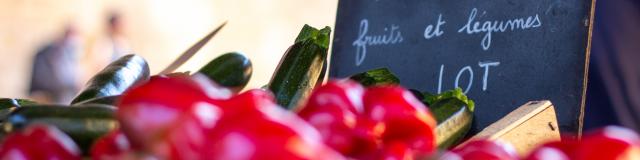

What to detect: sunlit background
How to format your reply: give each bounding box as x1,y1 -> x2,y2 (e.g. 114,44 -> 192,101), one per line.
0,0 -> 338,99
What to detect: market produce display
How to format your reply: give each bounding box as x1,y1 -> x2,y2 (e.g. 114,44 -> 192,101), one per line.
112,75 -> 343,159
0,24 -> 637,160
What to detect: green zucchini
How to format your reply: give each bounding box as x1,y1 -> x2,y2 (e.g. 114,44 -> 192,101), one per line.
423,88 -> 475,111
2,104 -> 118,154
197,52 -> 252,93
349,68 -> 400,87
431,98 -> 473,149
0,99 -> 36,122
0,98 -> 36,109
315,60 -> 328,88
0,107 -> 16,123
73,95 -> 120,106
268,25 -> 331,110
424,88 -> 475,149
71,54 -> 150,104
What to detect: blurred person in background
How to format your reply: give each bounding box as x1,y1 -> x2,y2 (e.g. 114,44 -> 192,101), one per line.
585,0 -> 640,131
28,24 -> 82,104
90,11 -> 132,71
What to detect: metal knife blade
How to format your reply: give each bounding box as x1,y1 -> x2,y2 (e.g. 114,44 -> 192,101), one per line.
158,21 -> 227,75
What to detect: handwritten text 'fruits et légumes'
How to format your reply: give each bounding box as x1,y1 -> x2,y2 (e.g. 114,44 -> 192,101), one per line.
350,8 -> 543,94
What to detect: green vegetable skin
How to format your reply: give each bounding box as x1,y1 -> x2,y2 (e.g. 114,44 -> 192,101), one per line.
0,98 -> 37,123
431,98 -> 473,149
268,25 -> 331,109
349,68 -> 400,87
315,60 -> 328,88
424,88 -> 475,149
73,95 -> 120,106
70,54 -> 150,104
0,98 -> 36,109
2,104 -> 118,155
197,52 -> 253,93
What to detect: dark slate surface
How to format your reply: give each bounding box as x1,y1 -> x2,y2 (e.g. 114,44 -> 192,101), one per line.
330,0 -> 594,134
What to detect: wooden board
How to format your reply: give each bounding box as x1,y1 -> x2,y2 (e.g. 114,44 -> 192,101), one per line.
462,100 -> 560,156
329,0 -> 595,135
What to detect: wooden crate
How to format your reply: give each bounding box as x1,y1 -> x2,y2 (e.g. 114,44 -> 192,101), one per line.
460,100 -> 561,156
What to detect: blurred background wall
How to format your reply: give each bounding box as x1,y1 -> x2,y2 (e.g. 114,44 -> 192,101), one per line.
0,0 -> 338,99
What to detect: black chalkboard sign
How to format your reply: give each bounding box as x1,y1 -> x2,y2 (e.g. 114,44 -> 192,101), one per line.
329,0 -> 595,134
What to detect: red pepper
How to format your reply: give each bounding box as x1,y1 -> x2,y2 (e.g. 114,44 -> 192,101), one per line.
153,73 -> 233,99
296,81 -> 437,159
524,137 -> 578,160
0,124 -> 81,160
362,85 -> 437,155
297,80 -> 377,156
119,77 -> 343,160
525,145 -> 571,160
427,151 -> 463,160
91,129 -> 138,160
356,142 -> 414,160
160,102 -> 222,160
203,89 -> 345,160
527,126 -> 640,160
573,126 -> 640,160
216,89 -> 277,119
451,139 -> 518,160
117,75 -> 227,158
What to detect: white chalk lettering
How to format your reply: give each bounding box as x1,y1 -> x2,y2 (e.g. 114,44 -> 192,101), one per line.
437,64 -> 444,94
458,8 -> 542,50
436,61 -> 499,94
455,66 -> 474,94
478,61 -> 500,91
352,19 -> 404,66
424,14 -> 446,39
